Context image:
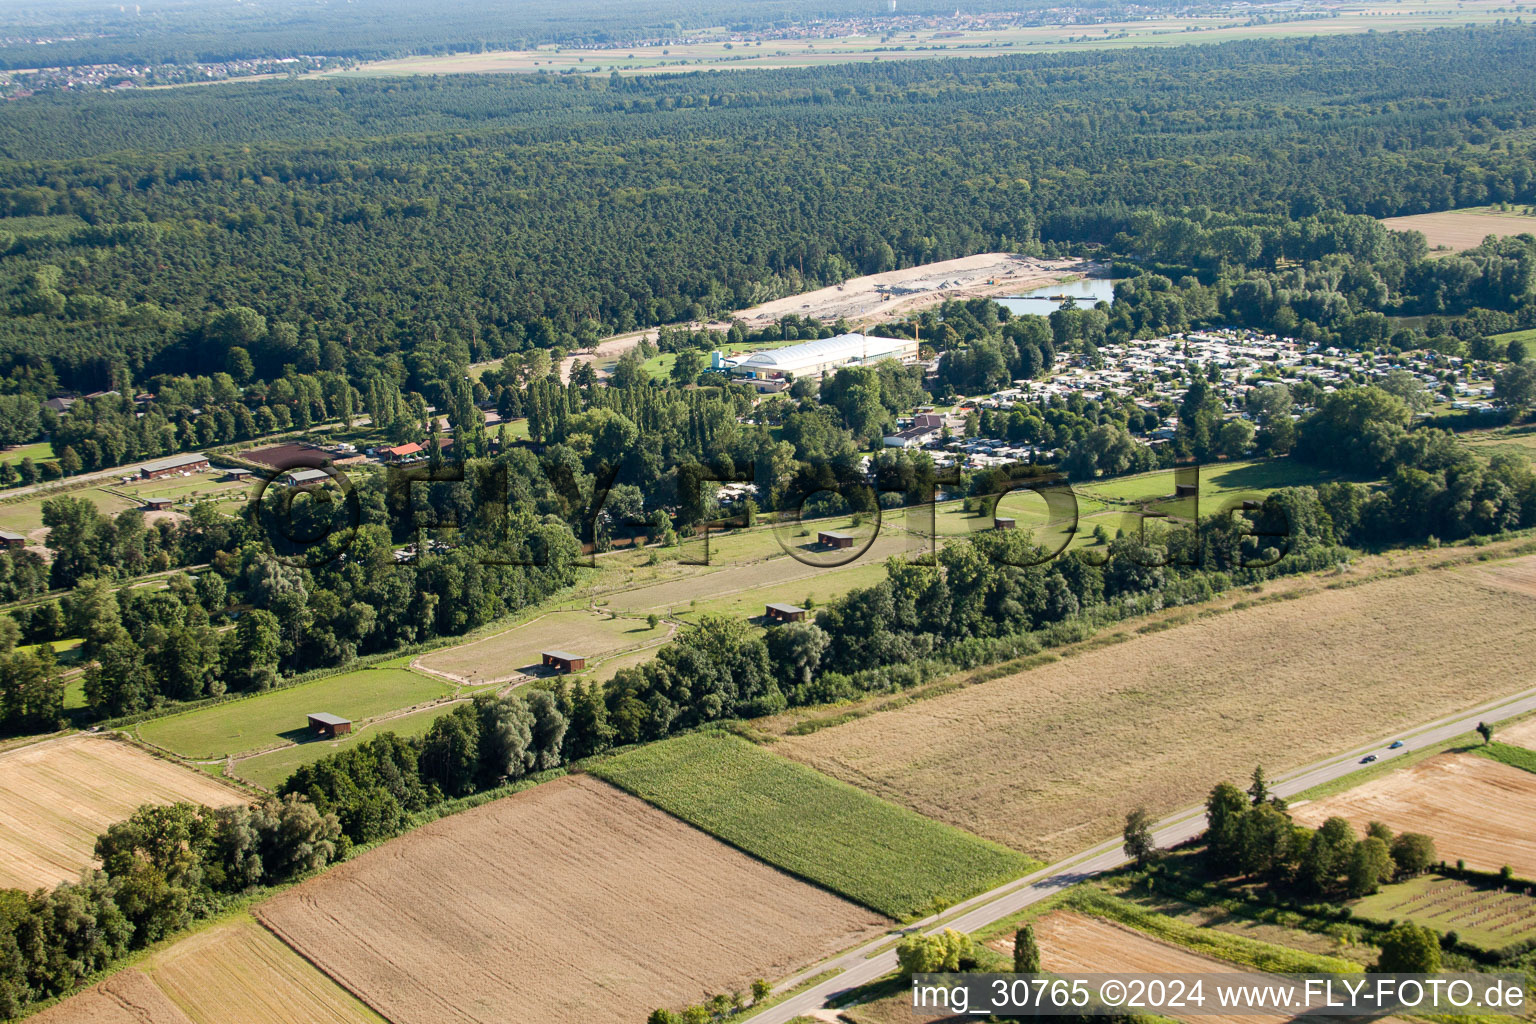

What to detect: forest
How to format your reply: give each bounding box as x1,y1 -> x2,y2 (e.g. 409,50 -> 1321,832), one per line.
0,28 -> 1534,399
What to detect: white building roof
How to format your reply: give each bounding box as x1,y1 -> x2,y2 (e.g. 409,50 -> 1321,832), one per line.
140,452 -> 209,473
734,333 -> 911,374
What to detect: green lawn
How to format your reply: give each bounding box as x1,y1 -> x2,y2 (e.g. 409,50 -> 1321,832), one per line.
0,441 -> 55,467
136,667 -> 454,759
590,731 -> 1038,920
1078,458 -> 1348,508
1475,741 -> 1536,775
232,702 -> 461,790
1490,327 -> 1536,346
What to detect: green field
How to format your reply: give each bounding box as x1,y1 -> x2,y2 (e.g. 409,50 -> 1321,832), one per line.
1078,458 -> 1348,507
1490,327 -> 1536,346
0,487 -> 139,534
1352,874 -> 1536,951
232,701 -> 462,790
590,730 -> 1038,920
1475,741 -> 1536,775
136,667 -> 454,759
0,441 -> 55,467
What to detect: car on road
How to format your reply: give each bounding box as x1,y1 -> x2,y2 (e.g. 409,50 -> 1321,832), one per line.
1389,741 -> 1404,749
1360,754 -> 1378,763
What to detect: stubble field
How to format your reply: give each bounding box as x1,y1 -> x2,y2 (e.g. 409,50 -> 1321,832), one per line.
0,734 -> 247,890
774,558 -> 1536,860
255,774 -> 889,1024
1379,208 -> 1536,251
1291,753 -> 1536,879
32,916 -> 382,1024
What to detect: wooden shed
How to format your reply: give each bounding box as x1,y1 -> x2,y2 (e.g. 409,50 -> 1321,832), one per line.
541,650 -> 586,673
765,603 -> 807,623
994,517 -> 1016,531
142,498 -> 174,512
307,713 -> 352,739
817,530 -> 855,549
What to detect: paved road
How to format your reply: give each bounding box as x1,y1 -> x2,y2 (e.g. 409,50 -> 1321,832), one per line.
753,684 -> 1536,1024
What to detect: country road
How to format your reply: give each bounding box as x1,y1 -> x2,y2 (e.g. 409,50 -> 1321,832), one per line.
752,683 -> 1536,1023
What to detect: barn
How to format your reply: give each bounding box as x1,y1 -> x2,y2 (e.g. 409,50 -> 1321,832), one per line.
307,713 -> 352,739
142,498 -> 174,512
765,603 -> 807,623
817,530 -> 855,549
994,517 -> 1016,530
0,530 -> 25,549
541,650 -> 586,674
139,452 -> 210,480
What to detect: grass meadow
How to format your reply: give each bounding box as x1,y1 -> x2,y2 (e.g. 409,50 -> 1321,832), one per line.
137,667 -> 454,759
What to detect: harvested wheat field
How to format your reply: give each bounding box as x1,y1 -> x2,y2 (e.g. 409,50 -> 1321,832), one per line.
1496,716 -> 1536,750
1033,913 -> 1301,1024
1292,754 -> 1536,878
776,558 -> 1536,860
31,917 -> 381,1024
1380,210 -> 1536,251
0,735 -> 247,891
256,774 -> 888,1024
28,970 -> 195,1024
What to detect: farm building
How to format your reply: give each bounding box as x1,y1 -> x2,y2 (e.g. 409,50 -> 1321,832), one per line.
223,468 -> 253,482
818,530 -> 855,549
142,498 -> 173,512
995,517 -> 1016,530
0,530 -> 24,549
541,650 -> 586,673
723,333 -> 918,382
765,603 -> 807,623
380,442 -> 424,463
307,713 -> 352,739
139,452 -> 209,480
285,468 -> 330,486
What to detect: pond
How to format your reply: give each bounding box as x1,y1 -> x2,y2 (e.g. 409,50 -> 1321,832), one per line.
997,276 -> 1116,316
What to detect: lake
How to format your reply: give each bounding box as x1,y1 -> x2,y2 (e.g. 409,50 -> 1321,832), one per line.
998,276 -> 1116,316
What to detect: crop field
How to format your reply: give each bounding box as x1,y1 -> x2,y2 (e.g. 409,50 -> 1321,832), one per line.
413,609 -> 667,684
330,0 -> 1514,78
230,702 -> 464,790
137,667 -> 454,759
590,732 -> 1036,919
256,774 -> 888,1024
0,734 -> 247,890
773,556 -> 1536,861
1379,207 -> 1536,251
1352,875 -> 1536,951
33,916 -> 383,1024
1028,912 -> 1312,1024
29,969 -> 196,1024
1495,716 -> 1536,749
1291,754 -> 1536,879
